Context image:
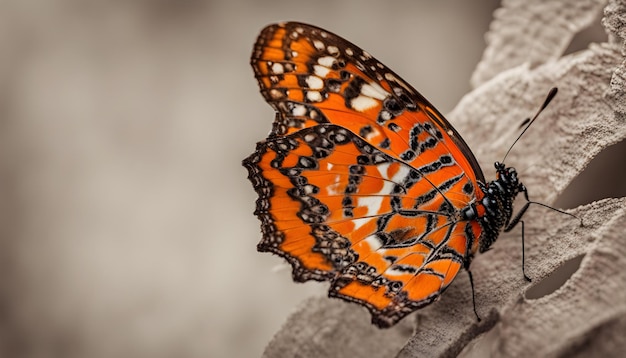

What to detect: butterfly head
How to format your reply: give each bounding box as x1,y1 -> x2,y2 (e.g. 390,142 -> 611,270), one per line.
494,161 -> 523,196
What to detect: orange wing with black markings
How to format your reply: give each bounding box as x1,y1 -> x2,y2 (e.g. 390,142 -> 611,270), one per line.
244,22 -> 486,328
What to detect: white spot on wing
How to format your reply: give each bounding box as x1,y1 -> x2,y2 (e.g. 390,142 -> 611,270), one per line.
384,73 -> 415,94
271,62 -> 284,74
313,40 -> 325,51
389,165 -> 410,184
314,65 -> 330,77
270,89 -> 284,99
361,82 -> 390,100
307,91 -> 323,102
376,163 -> 391,179
351,95 -> 378,112
352,217 -> 370,230
384,73 -> 397,81
292,104 -> 306,116
357,196 -> 384,218
364,234 -> 383,251
317,56 -> 335,67
306,76 -> 324,89
327,45 -> 339,55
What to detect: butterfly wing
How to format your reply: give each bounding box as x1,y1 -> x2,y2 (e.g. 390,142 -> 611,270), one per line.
244,22 -> 484,327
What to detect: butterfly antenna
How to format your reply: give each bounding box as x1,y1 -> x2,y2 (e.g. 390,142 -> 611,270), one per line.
502,87 -> 558,164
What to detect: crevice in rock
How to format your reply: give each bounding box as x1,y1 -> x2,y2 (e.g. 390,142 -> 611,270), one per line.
553,140 -> 626,209
562,12 -> 607,57
525,253 -> 585,299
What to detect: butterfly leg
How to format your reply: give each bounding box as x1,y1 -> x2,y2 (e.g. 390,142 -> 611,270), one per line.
518,221 -> 531,282
505,184 -> 531,232
465,263 -> 481,321
504,185 -> 533,282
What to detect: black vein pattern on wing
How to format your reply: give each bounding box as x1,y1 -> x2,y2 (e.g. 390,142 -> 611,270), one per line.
258,125 -> 458,232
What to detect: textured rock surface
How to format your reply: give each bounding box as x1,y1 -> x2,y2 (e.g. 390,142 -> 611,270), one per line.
262,0 -> 626,357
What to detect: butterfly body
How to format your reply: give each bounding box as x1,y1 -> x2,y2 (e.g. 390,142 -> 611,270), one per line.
475,163 -> 523,253
244,22 -> 523,328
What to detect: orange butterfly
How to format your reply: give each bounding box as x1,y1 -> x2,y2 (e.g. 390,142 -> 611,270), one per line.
243,22 -> 546,328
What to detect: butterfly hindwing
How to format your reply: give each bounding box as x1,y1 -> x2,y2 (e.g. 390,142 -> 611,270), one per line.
244,122 -> 483,326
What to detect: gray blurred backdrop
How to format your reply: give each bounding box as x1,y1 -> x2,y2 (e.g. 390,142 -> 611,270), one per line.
3,1 -> 620,358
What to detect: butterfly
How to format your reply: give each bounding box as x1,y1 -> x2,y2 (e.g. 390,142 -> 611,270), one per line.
243,22 -> 548,328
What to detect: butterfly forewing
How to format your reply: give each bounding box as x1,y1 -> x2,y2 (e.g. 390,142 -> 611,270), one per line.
244,22 -> 485,327
251,23 -> 484,184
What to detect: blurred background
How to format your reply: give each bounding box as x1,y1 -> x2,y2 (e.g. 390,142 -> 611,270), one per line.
0,1 -> 620,357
